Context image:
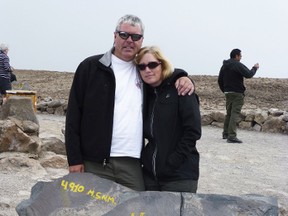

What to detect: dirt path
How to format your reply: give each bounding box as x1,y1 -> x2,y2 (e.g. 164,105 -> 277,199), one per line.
197,126 -> 288,214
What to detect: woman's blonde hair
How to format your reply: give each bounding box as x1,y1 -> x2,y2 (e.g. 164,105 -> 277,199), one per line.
135,46 -> 173,80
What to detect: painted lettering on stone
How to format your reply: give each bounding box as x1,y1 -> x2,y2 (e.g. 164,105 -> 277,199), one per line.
131,212 -> 145,216
60,180 -> 117,205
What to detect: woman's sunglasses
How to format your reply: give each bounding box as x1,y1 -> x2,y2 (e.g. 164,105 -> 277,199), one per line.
116,31 -> 143,41
137,62 -> 161,71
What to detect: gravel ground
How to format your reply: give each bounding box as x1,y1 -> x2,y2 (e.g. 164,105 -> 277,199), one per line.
0,114 -> 287,215
197,126 -> 288,215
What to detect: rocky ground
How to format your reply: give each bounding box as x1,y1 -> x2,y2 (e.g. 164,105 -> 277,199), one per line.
12,69 -> 288,112
0,69 -> 287,216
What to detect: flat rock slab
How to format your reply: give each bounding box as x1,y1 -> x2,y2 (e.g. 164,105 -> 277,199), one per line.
16,173 -> 278,216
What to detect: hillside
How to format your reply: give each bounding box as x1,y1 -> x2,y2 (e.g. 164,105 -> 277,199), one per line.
13,69 -> 288,111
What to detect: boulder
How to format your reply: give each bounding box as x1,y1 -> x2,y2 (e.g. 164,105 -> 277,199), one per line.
41,137 -> 66,155
211,111 -> 225,122
243,110 -> 256,122
47,100 -> 63,108
0,96 -> 38,125
39,155 -> 68,169
0,120 -> 41,154
252,123 -> 262,132
201,113 -> 213,126
254,111 -> 268,125
210,121 -> 223,128
239,121 -> 253,130
16,173 -> 278,216
268,108 -> 284,117
9,117 -> 39,136
54,106 -> 65,115
0,153 -> 46,175
262,116 -> 286,133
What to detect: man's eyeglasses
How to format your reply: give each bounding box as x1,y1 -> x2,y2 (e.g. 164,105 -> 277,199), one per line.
137,62 -> 161,71
116,31 -> 143,41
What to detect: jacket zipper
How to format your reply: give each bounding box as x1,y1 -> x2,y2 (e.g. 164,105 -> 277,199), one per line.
103,159 -> 107,167
151,88 -> 158,180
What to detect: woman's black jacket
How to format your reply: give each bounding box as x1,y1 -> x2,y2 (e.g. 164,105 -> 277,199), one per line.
141,68 -> 202,181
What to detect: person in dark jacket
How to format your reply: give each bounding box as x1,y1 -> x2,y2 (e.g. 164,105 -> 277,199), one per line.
65,15 -> 194,191
218,48 -> 259,143
135,46 -> 202,192
0,43 -> 13,104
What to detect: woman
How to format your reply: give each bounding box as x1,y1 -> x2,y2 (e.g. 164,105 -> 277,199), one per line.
0,43 -> 13,104
135,46 -> 202,193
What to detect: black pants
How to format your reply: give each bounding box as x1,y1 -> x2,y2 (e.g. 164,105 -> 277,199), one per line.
144,173 -> 198,193
0,77 -> 11,95
84,157 -> 145,191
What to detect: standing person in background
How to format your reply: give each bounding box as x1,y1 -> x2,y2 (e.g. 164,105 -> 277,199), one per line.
135,46 -> 201,193
0,43 -> 13,104
65,14 -> 194,191
218,48 -> 259,143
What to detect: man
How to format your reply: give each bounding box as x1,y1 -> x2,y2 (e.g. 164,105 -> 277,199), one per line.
65,14 -> 194,191
218,48 -> 259,143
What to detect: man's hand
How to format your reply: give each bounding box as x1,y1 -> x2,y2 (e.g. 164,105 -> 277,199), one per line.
69,164 -> 84,173
175,76 -> 195,95
254,63 -> 260,69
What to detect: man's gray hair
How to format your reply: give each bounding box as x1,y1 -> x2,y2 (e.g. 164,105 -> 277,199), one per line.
115,14 -> 145,35
0,43 -> 9,51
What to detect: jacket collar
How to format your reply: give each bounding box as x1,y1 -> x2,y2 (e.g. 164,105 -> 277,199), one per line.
99,47 -> 114,67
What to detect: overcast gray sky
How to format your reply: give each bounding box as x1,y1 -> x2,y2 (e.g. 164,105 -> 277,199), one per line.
2,0 -> 288,78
